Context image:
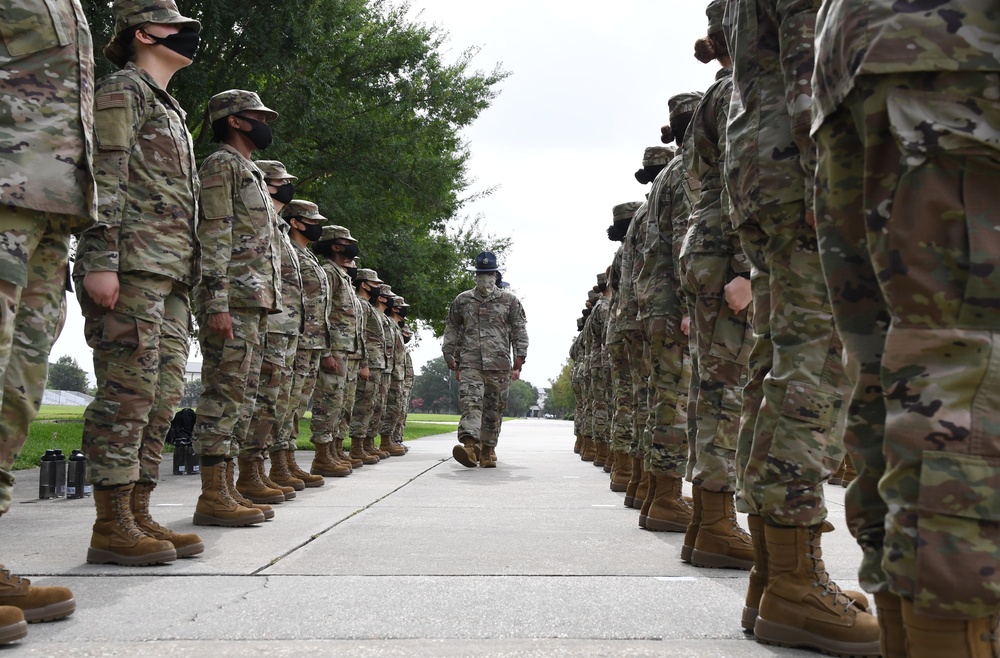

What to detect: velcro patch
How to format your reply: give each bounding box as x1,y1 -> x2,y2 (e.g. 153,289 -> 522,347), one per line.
96,92 -> 128,110
201,174 -> 224,189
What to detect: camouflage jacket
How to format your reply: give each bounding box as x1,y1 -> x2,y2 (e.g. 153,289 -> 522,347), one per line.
617,202 -> 648,326
195,145 -> 281,315
266,225 -> 303,335
403,349 -> 414,386
76,63 -> 199,285
636,164 -> 675,321
322,259 -> 363,357
346,286 -> 366,362
588,297 -> 610,369
358,298 -> 386,370
569,331 -> 584,387
0,0 -> 96,225
442,286 -> 529,371
386,319 -> 405,381
726,0 -> 818,222
813,0 -> 1000,130
292,241 -> 330,350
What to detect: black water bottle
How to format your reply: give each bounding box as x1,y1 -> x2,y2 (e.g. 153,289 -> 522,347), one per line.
38,449 -> 56,499
66,450 -> 90,499
185,444 -> 199,475
172,438 -> 189,475
52,449 -> 67,497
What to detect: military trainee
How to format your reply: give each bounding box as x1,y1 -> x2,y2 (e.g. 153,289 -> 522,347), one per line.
0,0 -> 95,641
443,251 -> 528,468
349,268 -> 388,464
379,293 -> 408,457
813,1 -> 1000,656
75,0 -> 203,566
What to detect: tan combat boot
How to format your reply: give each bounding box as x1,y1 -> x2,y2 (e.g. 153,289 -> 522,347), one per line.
193,459 -> 267,526
624,455 -> 643,507
742,514 -> 769,631
337,438 -> 362,468
573,435 -> 583,454
580,438 -> 596,462
131,483 -> 204,558
681,486 -> 702,563
633,468 -> 652,512
224,460 -> 274,520
690,489 -> 752,570
235,455 -> 285,504
371,435 -> 391,459
873,592 -> 906,658
644,474 -> 692,532
609,450 -> 632,493
452,437 -> 480,468
361,437 -> 383,463
311,442 -> 349,477
829,458 -> 846,486
268,449 -> 305,491
0,565 -> 74,623
479,445 -> 497,468
594,441 -> 608,468
380,434 -> 406,457
902,599 -> 999,658
0,606 -> 25,644
257,456 -> 295,500
87,484 -> 177,566
286,447 -> 325,487
841,454 -> 857,487
638,472 -> 657,528
754,522 -> 880,656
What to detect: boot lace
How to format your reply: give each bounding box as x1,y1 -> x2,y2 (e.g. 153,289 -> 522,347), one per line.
0,565 -> 28,590
113,488 -> 146,540
133,488 -> 169,535
808,528 -> 855,612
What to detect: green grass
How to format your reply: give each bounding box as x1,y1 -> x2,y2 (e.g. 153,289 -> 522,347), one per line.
13,406 -> 459,470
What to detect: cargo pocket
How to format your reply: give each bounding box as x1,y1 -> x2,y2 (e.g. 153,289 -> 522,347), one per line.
914,450 -> 1000,615
781,381 -> 842,430
83,398 -> 120,433
0,0 -> 70,56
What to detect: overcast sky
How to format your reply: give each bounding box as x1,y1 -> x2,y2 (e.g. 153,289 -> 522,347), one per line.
50,1 -> 717,392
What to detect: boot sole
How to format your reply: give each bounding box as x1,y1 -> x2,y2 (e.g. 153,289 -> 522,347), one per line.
681,544 -> 694,563
610,481 -> 628,492
753,616 -> 881,657
175,542 -> 206,559
630,498 -> 644,510
271,479 -> 306,491
644,518 -> 689,532
624,496 -> 635,507
0,620 -> 26,644
86,547 -> 177,566
691,548 -> 753,570
192,511 -> 265,527
452,445 -> 478,468
238,492 -> 285,504
310,468 -> 350,478
21,597 -> 76,623
298,479 -> 325,487
741,606 -> 758,632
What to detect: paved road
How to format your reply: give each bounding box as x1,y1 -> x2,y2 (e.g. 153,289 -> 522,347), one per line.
1,419 -> 864,656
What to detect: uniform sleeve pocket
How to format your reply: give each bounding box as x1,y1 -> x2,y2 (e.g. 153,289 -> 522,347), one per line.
94,93 -> 133,152
200,173 -> 232,221
0,0 -> 71,56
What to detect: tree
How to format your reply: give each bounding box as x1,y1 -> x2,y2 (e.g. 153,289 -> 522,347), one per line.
82,0 -> 511,334
545,360 -> 575,419
505,379 -> 539,418
180,379 -> 204,408
47,356 -> 89,393
411,356 -> 459,414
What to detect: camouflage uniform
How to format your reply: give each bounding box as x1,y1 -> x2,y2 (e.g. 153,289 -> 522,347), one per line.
619,205 -> 651,456
192,91 -> 281,458
588,284 -> 612,447
277,213 -> 331,452
443,273 -> 528,449
726,0 -> 847,526
569,324 -> 586,438
350,270 -> 385,442
813,0 -> 1000,619
0,0 -> 96,511
243,161 -> 302,457
679,69 -> 751,493
65,31 -> 201,488
393,332 -> 415,443
337,276 -> 366,445
380,303 -> 407,439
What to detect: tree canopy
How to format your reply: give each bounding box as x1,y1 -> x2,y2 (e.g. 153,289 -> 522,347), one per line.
410,356 -> 459,414
47,356 -> 89,393
544,360 -> 575,418
505,379 -> 539,418
82,0 -> 510,334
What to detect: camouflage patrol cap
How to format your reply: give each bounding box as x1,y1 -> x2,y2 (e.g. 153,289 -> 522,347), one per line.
576,317 -> 584,331
669,92 -> 704,119
613,201 -> 642,222
208,89 -> 278,124
355,268 -> 383,284
706,0 -> 726,33
256,160 -> 297,183
317,224 -> 357,244
597,272 -> 608,287
587,289 -> 598,303
397,298 -> 411,310
642,146 -> 673,167
379,284 -> 394,298
112,0 -> 200,38
391,295 -> 405,308
281,199 -> 325,222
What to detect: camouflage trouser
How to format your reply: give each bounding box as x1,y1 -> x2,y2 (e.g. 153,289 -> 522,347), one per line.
336,358 -> 360,441
644,316 -> 689,475
193,308 -> 266,457
816,71 -> 1000,618
243,332 -> 297,456
590,366 -> 611,445
627,331 -> 650,456
309,352 -> 348,445
608,337 -> 634,454
275,347 -> 322,451
364,371 -> 390,441
571,372 -> 584,437
79,272 -> 190,486
579,371 -> 593,441
393,379 -> 413,441
382,376 -> 405,437
457,368 -> 511,448
733,203 -> 847,525
0,209 -> 72,513
681,254 -> 752,492
350,367 -> 383,440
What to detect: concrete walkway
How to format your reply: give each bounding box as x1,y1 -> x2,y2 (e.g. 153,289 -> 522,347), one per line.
1,419 -> 864,656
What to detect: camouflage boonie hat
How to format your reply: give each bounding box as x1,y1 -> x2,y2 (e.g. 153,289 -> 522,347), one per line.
317,224 -> 357,244
208,89 -> 278,124
355,268 -> 382,284
669,92 -> 704,119
256,160 -> 297,183
112,0 -> 200,38
613,201 -> 642,222
642,146 -> 673,167
281,200 -> 325,222
706,0 -> 726,33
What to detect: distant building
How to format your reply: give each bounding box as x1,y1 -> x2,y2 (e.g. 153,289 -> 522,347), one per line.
42,390 -> 94,406
185,362 -> 202,383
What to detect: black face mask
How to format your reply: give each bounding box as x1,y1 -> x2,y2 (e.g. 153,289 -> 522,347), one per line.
346,266 -> 358,280
143,29 -> 200,60
384,298 -> 395,310
271,182 -> 295,205
403,333 -> 412,344
294,220 -> 322,242
235,115 -> 273,151
338,242 -> 360,259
